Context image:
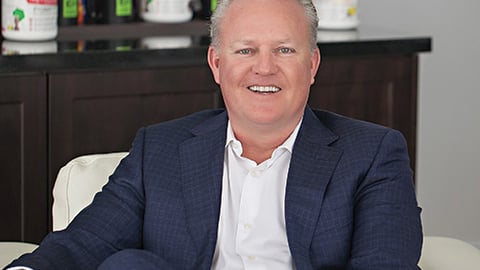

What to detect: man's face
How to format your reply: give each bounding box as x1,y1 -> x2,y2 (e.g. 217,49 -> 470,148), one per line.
208,0 -> 320,130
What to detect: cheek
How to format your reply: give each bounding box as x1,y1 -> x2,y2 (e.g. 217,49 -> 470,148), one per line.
287,63 -> 315,86
218,66 -> 240,101
218,62 -> 247,87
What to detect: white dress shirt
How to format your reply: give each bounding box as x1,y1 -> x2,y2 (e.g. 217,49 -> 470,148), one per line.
211,120 -> 301,270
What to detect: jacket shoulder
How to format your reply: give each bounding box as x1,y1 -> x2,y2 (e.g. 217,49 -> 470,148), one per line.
310,109 -> 408,157
145,109 -> 226,138
312,109 -> 392,138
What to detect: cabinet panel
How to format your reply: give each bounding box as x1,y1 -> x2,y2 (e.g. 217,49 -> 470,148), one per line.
309,54 -> 417,170
311,81 -> 396,126
0,74 -> 47,243
48,66 -> 220,228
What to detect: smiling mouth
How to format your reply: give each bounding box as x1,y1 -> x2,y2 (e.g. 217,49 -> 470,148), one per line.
247,85 -> 281,94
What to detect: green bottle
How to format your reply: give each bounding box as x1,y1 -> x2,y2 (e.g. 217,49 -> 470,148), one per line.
97,0 -> 136,24
58,0 -> 78,25
211,0 -> 217,12
116,0 -> 133,17
201,0 -> 217,19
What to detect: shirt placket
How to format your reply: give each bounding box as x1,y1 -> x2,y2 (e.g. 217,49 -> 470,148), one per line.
235,161 -> 266,268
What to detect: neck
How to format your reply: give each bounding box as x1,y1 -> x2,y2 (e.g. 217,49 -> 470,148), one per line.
238,134 -> 284,164
231,119 -> 301,164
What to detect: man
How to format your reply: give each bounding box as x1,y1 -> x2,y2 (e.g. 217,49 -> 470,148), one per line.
6,0 -> 422,269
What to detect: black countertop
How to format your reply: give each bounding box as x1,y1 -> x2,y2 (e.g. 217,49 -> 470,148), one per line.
0,21 -> 431,74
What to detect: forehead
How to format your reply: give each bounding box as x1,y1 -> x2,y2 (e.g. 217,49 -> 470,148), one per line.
220,0 -> 310,44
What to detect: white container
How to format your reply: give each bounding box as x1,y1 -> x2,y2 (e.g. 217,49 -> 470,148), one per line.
2,40 -> 58,55
2,0 -> 58,41
314,0 -> 358,30
140,0 -> 192,23
317,29 -> 358,42
140,36 -> 192,49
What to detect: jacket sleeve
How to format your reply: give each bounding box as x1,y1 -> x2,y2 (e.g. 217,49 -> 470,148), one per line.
348,129 -> 423,270
5,128 -> 167,270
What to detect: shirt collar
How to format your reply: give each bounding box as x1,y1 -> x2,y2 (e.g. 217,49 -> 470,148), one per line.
225,119 -> 303,154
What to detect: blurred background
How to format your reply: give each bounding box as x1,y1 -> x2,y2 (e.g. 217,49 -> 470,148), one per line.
1,0 -> 478,248
360,0 -> 480,248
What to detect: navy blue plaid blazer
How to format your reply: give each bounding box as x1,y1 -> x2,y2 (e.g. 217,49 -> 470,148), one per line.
9,107 -> 422,270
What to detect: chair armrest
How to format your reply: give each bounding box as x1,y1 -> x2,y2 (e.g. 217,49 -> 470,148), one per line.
419,236 -> 480,270
0,242 -> 38,269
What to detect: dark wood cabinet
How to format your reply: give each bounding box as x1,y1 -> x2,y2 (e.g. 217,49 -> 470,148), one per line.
46,67 -> 221,228
0,74 -> 48,243
0,22 -> 430,243
310,54 -> 418,169
0,54 -> 420,243
48,66 -> 220,175
0,53 -> 421,244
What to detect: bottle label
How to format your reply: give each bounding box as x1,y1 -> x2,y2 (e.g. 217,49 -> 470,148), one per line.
63,0 -> 78,19
2,0 -> 58,33
116,0 -> 133,17
27,0 -> 57,4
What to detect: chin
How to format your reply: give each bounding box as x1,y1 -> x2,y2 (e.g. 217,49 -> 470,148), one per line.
248,114 -> 286,126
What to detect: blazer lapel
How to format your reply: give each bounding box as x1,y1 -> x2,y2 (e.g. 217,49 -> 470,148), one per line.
180,112 -> 227,264
178,108 -> 342,266
285,108 -> 343,263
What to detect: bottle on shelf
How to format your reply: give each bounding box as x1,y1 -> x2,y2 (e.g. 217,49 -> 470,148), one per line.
139,0 -> 193,23
95,0 -> 136,24
2,0 -> 58,41
313,0 -> 358,30
58,0 -> 78,26
200,0 -> 217,20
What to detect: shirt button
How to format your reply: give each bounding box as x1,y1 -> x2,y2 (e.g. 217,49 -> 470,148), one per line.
244,223 -> 252,230
248,255 -> 256,261
250,170 -> 257,177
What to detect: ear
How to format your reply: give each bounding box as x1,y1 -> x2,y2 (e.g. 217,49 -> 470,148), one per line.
207,46 -> 221,84
309,47 -> 321,85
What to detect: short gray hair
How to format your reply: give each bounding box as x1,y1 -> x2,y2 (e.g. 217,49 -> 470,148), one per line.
209,0 -> 319,51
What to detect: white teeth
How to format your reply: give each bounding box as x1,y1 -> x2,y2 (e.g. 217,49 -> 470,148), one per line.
248,85 -> 281,93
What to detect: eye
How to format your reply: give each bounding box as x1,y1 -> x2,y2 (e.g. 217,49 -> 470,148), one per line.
278,47 -> 295,54
237,48 -> 253,55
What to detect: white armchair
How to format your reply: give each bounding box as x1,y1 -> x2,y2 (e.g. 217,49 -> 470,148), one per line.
0,152 -> 127,269
52,152 -> 128,231
0,242 -> 38,269
419,236 -> 480,269
2,152 -> 480,269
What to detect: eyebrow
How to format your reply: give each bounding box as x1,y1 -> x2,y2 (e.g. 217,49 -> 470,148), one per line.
229,38 -> 294,48
230,39 -> 254,46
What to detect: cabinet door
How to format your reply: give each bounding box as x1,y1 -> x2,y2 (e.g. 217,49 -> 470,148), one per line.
0,74 -> 47,243
48,66 -> 220,226
309,54 -> 418,170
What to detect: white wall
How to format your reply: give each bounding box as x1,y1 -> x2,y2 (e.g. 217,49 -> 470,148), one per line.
359,0 -> 480,247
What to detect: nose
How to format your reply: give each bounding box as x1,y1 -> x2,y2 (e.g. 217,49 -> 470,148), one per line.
252,51 -> 278,75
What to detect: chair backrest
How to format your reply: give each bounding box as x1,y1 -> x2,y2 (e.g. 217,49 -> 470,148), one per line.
419,236 -> 480,270
52,152 -> 128,231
